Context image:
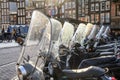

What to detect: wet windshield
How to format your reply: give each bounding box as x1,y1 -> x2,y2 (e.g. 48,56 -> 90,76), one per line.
50,18 -> 62,41
71,23 -> 86,44
57,22 -> 74,47
80,23 -> 93,46
18,10 -> 51,69
52,22 -> 74,58
50,18 -> 62,59
26,11 -> 50,46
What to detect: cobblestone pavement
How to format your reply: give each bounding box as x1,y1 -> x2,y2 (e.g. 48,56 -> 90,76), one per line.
0,47 -> 21,80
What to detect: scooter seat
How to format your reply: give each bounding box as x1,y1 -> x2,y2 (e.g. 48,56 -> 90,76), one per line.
95,48 -> 114,52
96,43 -> 119,49
100,52 -> 114,56
96,46 -> 113,49
62,66 -> 105,78
79,56 -> 116,68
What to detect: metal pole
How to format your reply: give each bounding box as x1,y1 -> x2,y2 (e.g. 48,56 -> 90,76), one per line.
51,0 -> 53,18
99,0 -> 102,27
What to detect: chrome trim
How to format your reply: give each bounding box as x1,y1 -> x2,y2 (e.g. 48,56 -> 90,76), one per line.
18,66 -> 27,76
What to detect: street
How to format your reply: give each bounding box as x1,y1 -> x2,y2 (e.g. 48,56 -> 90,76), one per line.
0,47 -> 21,80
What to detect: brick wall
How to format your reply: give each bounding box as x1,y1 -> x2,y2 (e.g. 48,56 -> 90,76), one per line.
111,2 -> 116,17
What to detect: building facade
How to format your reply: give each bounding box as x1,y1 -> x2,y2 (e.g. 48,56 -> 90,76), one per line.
111,1 -> 120,29
64,0 -> 76,19
1,0 -> 10,29
9,0 -> 17,25
89,0 -> 111,25
26,0 -> 34,25
17,0 -> 26,25
9,12 -> 17,25
26,0 -> 45,25
0,0 -> 26,30
0,0 -> 120,30
0,0 -> 1,30
57,0 -> 111,25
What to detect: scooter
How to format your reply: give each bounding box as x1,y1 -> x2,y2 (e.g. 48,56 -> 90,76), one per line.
13,10 -> 115,80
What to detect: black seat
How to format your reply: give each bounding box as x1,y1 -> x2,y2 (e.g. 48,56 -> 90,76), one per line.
62,66 -> 105,78
96,45 -> 113,49
96,43 -> 115,49
100,52 -> 114,56
95,47 -> 115,52
78,56 -> 116,69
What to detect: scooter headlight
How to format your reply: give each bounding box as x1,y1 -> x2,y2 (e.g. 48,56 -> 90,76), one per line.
17,63 -> 34,79
17,63 -> 44,80
18,66 -> 27,76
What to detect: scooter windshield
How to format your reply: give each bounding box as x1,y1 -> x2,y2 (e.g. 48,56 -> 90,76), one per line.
50,18 -> 62,59
52,22 -> 74,58
50,18 -> 62,42
57,22 -> 74,47
71,23 -> 86,44
26,11 -> 50,46
17,10 -> 51,69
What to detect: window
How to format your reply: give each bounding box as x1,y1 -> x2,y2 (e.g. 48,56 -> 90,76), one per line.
21,17 -> 23,24
41,2 -> 44,6
101,13 -> 105,23
65,11 -> 68,17
73,10 -> 76,19
91,4 -> 94,11
6,16 -> 9,23
95,3 -> 99,11
18,17 -> 20,24
22,2 -> 25,7
23,9 -> 25,15
4,0 -> 6,2
20,9 -> 22,16
23,17 -> 25,24
101,2 -> 105,11
4,9 -> 6,15
1,3 -> 3,8
85,4 -> 88,14
69,11 -> 71,16
65,3 -> 67,9
85,0 -> 88,4
36,3 -> 39,8
91,14 -> 95,23
91,0 -> 94,2
62,5 -> 64,13
95,0 -> 99,2
9,2 -> 17,12
18,10 -> 19,16
95,14 -> 99,23
72,2 -> 75,8
2,10 -> 4,15
20,2 -> 22,7
10,16 -> 13,21
105,12 -> 110,23
82,0 -> 84,8
4,3 -> 6,8
62,15 -> 64,18
7,2 -> 9,8
17,3 -> 20,8
78,0 -> 82,6
2,16 -> 4,23
106,1 -> 110,10
116,4 -> 120,16
68,2 -> 71,9
82,9 -> 85,16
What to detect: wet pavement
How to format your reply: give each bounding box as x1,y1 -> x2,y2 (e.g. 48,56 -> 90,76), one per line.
0,47 -> 21,80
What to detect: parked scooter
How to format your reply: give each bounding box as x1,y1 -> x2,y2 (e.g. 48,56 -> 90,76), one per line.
14,10 -> 114,80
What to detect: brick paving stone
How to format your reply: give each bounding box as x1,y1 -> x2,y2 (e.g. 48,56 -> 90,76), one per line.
0,47 -> 21,80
